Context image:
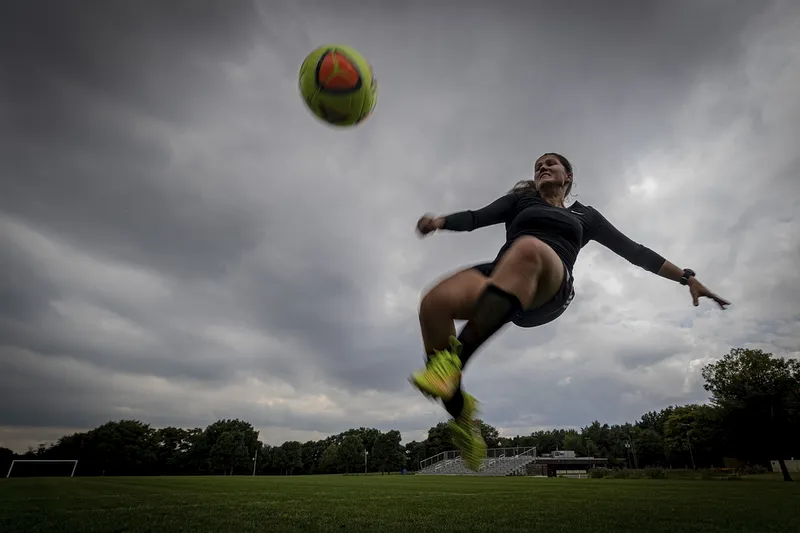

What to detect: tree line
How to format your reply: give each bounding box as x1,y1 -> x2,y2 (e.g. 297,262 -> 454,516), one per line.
2,348 -> 797,479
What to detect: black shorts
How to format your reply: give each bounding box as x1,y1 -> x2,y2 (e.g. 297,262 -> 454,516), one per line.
471,260 -> 574,328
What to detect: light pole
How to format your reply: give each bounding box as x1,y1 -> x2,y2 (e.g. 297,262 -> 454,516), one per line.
686,434 -> 696,470
627,437 -> 638,469
679,423 -> 696,469
624,441 -> 632,469
364,449 -> 369,475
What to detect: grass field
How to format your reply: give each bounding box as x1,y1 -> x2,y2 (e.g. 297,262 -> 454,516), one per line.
2,474 -> 798,533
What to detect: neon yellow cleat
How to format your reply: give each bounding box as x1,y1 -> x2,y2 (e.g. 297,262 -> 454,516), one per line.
409,336 -> 463,401
449,392 -> 486,472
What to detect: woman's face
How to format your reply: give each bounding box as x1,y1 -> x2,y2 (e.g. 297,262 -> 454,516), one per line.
534,154 -> 571,192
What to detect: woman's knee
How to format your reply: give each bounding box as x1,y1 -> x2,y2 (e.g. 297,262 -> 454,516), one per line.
419,269 -> 485,317
507,236 -> 551,267
419,284 -> 446,317
496,237 -> 563,294
497,237 -> 564,308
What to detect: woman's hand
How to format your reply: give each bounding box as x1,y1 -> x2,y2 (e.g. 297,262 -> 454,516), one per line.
416,214 -> 445,237
688,278 -> 730,310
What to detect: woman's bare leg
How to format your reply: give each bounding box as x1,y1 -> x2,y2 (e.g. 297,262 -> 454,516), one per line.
418,267 -> 488,356
452,237 -> 565,371
411,236 -> 565,398
489,236 -> 565,311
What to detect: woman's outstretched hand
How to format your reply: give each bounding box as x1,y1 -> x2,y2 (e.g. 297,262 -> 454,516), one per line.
688,278 -> 730,310
416,214 -> 444,237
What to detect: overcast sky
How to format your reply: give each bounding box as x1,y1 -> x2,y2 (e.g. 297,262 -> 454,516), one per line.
1,0 -> 798,453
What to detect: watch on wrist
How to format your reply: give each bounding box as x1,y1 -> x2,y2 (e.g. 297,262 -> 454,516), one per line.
680,268 -> 696,286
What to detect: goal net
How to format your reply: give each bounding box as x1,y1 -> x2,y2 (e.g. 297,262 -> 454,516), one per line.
6,460 -> 79,478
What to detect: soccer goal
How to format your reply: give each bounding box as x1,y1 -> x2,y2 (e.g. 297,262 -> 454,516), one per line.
6,459 -> 79,478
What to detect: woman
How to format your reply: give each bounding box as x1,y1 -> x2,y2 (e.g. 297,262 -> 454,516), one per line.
409,152 -> 730,471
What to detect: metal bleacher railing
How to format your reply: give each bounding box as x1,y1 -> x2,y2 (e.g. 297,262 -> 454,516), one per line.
417,447 -> 537,476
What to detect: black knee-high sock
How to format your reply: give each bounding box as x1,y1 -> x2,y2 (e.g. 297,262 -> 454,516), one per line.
457,283 -> 523,368
441,284 -> 522,420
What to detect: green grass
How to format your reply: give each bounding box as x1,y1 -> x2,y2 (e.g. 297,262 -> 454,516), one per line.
1,474 -> 798,532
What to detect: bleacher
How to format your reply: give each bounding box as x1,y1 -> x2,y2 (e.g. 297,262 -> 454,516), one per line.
417,447 -> 537,476
481,454 -> 534,476
420,458 -> 476,475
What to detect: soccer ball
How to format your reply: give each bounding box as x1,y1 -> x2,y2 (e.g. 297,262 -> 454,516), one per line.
298,44 -> 378,127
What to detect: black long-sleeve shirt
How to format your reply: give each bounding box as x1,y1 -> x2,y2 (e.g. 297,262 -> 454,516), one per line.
442,189 -> 666,275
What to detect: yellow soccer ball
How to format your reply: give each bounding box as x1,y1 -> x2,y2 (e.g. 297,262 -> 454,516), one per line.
298,44 -> 378,127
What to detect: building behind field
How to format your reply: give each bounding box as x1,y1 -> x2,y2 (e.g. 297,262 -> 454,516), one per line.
417,448 -> 607,477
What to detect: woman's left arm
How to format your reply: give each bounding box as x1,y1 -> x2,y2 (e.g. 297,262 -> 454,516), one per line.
653,261 -> 730,309
588,208 -> 731,310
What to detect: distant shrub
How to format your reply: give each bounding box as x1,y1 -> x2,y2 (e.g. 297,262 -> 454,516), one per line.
589,467 -> 611,478
588,467 -> 744,481
644,467 -> 667,479
611,469 -> 633,479
696,467 -> 757,480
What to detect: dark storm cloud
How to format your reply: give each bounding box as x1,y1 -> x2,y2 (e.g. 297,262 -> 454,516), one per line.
1,341 -> 428,436
0,0 -> 797,452
1,349 -> 111,429
0,0 -> 266,280
0,236 -> 62,324
1,0 -> 263,121
617,345 -> 688,372
232,236 -> 422,393
0,218 -> 244,384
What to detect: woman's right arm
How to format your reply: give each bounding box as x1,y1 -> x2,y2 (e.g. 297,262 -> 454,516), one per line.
438,193 -> 518,232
